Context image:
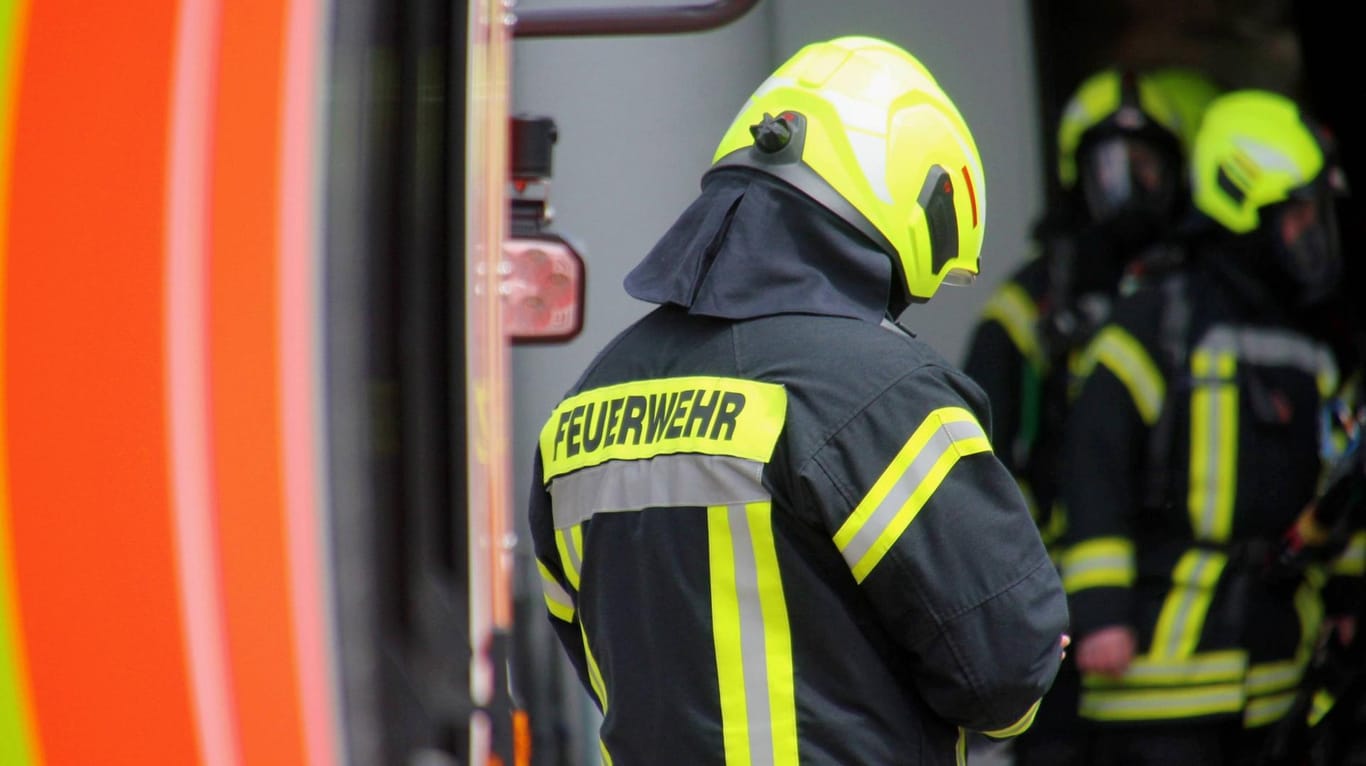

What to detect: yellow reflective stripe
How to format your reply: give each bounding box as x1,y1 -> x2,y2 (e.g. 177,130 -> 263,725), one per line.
1082,650 -> 1247,688
1308,689 -> 1336,727
980,283 -> 1044,371
1151,550 -> 1227,660
556,525 -> 583,590
1331,531 -> 1366,576
1060,537 -> 1134,593
581,621 -> 608,714
1079,683 -> 1245,721
539,376 -> 787,480
709,505 -> 751,766
707,503 -> 799,766
599,740 -> 614,766
1244,690 -> 1297,728
835,408 -> 990,583
982,699 -> 1041,738
1304,563 -> 1329,590
1246,659 -> 1304,697
1318,364 -> 1339,399
1074,327 -> 1165,423
1038,501 -> 1067,550
537,560 -> 575,622
1292,576 -> 1325,666
1188,350 -> 1238,541
956,728 -> 967,766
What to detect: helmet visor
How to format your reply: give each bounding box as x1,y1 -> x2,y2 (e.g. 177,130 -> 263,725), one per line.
1266,191 -> 1342,306
1078,135 -> 1180,224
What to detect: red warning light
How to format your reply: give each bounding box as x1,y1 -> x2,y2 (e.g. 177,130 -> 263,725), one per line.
503,236 -> 586,343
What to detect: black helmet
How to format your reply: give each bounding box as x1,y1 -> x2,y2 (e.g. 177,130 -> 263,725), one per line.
1057,68 -> 1186,235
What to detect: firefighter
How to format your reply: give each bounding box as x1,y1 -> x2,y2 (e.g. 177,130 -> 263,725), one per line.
527,35 -> 1069,765
960,65 -> 1216,766
1260,142 -> 1366,763
962,65 -> 1206,558
1259,372 -> 1366,765
1059,89 -> 1346,764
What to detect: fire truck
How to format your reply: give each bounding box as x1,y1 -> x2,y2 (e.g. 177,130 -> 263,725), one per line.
0,1 -> 758,765
0,1 -> 1356,765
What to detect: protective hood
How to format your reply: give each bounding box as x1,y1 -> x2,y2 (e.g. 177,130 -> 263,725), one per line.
624,169 -> 895,322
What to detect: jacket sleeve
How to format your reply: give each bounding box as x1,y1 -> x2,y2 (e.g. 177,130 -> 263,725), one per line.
1057,320 -> 1162,638
527,448 -> 595,705
805,363 -> 1068,735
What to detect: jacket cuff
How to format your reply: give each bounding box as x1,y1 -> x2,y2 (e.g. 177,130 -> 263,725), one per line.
981,698 -> 1041,739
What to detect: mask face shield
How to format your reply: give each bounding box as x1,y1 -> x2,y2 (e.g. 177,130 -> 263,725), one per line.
1077,135 -> 1180,226
1263,189 -> 1342,307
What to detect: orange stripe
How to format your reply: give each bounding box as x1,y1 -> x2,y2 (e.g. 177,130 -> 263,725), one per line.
209,2 -> 308,765
6,2 -> 198,764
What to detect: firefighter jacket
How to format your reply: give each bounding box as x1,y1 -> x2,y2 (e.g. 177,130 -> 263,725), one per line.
1059,241 -> 1341,730
962,254 -> 1064,549
527,171 -> 1069,765
962,210 -> 1167,557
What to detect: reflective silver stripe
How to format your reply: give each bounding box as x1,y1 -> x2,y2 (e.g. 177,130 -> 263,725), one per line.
1188,324 -> 1338,540
1245,690 -> 1298,728
1189,350 -> 1234,540
710,501 -> 797,765
1082,651 -> 1246,687
729,503 -> 775,766
558,527 -> 582,581
1060,540 -> 1135,593
548,453 -> 768,529
538,560 -> 574,622
1155,550 -> 1223,659
1078,327 -> 1164,424
1247,660 -> 1304,696
981,282 -> 1044,370
1198,325 -> 1338,382
839,418 -> 986,572
1079,684 -> 1245,721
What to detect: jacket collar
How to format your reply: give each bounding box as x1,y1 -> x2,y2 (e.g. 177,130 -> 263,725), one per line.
624,169 -> 894,322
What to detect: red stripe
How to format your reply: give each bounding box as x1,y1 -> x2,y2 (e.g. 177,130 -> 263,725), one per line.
960,165 -> 979,229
